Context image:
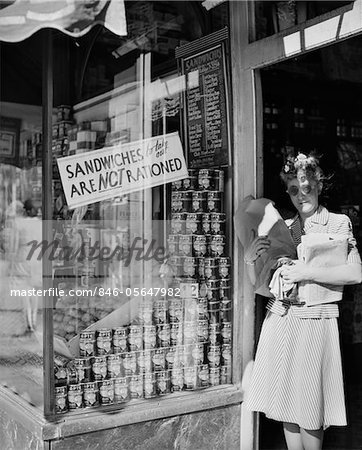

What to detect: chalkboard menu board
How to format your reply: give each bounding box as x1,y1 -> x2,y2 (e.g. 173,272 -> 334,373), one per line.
176,28 -> 230,169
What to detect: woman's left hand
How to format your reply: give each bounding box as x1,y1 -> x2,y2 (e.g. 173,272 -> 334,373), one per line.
280,260 -> 312,283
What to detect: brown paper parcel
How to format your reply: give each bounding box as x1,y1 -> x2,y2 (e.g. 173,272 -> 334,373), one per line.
234,196 -> 297,297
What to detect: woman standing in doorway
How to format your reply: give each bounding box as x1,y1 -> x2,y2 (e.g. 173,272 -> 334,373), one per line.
244,154 -> 362,450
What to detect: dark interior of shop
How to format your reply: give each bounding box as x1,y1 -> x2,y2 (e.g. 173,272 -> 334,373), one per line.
261,34 -> 362,450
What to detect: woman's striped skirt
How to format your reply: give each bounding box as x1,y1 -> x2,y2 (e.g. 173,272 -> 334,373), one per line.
245,311 -> 347,430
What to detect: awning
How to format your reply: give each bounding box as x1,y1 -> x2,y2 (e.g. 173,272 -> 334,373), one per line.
0,0 -> 127,43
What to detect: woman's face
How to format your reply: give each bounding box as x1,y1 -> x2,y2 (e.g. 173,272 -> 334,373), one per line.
286,175 -> 321,218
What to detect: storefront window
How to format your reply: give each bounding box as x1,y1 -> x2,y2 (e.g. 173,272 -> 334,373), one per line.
1,1 -> 232,417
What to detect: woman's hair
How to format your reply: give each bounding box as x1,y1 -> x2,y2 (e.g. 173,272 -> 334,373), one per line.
280,153 -> 325,185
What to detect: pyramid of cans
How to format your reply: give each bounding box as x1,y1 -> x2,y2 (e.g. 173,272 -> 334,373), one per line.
168,169 -> 232,379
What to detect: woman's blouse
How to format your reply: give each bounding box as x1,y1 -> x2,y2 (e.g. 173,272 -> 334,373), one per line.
266,206 -> 361,318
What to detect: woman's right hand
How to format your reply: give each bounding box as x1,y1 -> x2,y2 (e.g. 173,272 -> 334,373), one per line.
244,234 -> 271,264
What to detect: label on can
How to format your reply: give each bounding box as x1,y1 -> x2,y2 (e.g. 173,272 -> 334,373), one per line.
107,354 -> 123,378
171,213 -> 186,234
171,368 -> 184,392
213,170 -> 224,192
100,380 -> 114,405
153,299 -> 168,324
157,324 -> 171,347
122,352 -> 137,375
169,298 -> 183,323
185,212 -> 202,235
183,170 -> 198,190
92,356 -> 107,381
167,234 -> 179,255
197,297 -> 208,320
209,235 -> 226,257
137,349 -> 153,373
184,366 -> 197,390
139,301 -> 154,325
202,213 -> 211,234
114,377 -> 129,403
209,367 -> 220,386
113,327 -> 128,353
79,331 -> 96,357
55,386 -> 68,413
192,191 -> 207,213
197,364 -> 209,388
129,375 -> 143,399
170,323 -> 183,347
171,179 -> 183,191
193,235 -> 207,257
221,343 -> 232,366
210,213 -> 226,235
198,169 -> 213,190
83,382 -> 99,407
96,329 -> 112,355
183,256 -> 198,278
68,384 -> 83,409
204,258 -> 218,279
197,320 -> 209,343
156,370 -> 170,395
143,325 -> 157,349
178,235 -> 193,256
144,372 -> 157,398
191,342 -> 205,364
207,345 -> 221,367
128,325 -> 143,351
207,191 -> 222,213
218,257 -> 231,278
221,322 -> 232,344
152,348 -> 166,371
74,357 -> 92,383
220,365 -> 232,384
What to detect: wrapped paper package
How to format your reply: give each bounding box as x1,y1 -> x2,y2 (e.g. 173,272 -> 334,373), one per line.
234,196 -> 297,297
297,233 -> 348,306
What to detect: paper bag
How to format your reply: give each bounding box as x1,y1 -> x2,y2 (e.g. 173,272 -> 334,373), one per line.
298,233 -> 348,306
234,196 -> 297,297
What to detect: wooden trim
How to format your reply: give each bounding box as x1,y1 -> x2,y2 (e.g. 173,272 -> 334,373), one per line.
242,0 -> 361,70
42,29 -> 55,418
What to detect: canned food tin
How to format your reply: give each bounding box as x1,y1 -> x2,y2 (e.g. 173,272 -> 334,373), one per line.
220,365 -> 232,384
143,325 -> 157,349
197,364 -> 209,388
128,325 -> 143,351
208,306 -> 220,325
183,256 -> 198,278
171,368 -> 184,392
92,356 -> 107,381
197,320 -> 209,343
66,364 -> 78,385
137,349 -> 153,373
198,169 -> 214,190
221,322 -> 232,344
114,377 -> 129,403
144,372 -> 157,398
152,348 -> 166,371
99,380 -> 114,405
170,323 -> 183,347
54,365 -> 67,387
168,255 -> 184,278
165,346 -> 178,369
55,386 -> 68,413
129,375 -> 143,399
192,191 -> 207,213
122,352 -> 137,376
183,169 -> 198,190
209,235 -> 226,257
74,357 -> 92,383
171,192 -> 183,213
168,298 -> 183,323
171,179 -> 183,191
107,354 -> 123,378
157,324 -> 171,347
206,279 -> 220,301
197,297 -> 208,320
210,213 -> 226,235
184,298 -> 198,322
220,299 -> 232,323
219,284 -> 231,301
79,330 -> 96,357
96,329 -> 112,355
191,342 -> 206,364
112,327 -> 128,353
221,343 -> 232,366
193,235 -> 207,257
209,323 -> 221,344
207,344 -> 221,368
156,370 -> 171,395
183,321 -> 198,344
178,235 -> 194,256
218,257 -> 231,278
139,301 -> 154,325
153,299 -> 168,324
167,234 -> 179,255
68,384 -> 83,409
184,367 -> 197,390
213,169 -> 225,192
204,257 -> 219,279
209,367 -> 220,386
202,213 -> 211,234
83,382 -> 99,408
171,213 -> 186,234
207,191 -> 222,213
185,212 -> 202,234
